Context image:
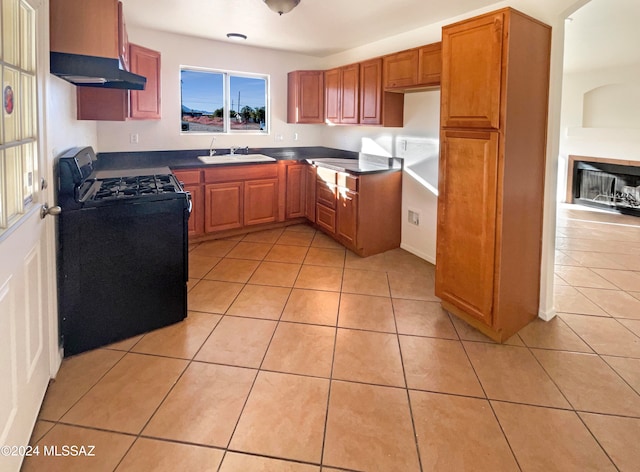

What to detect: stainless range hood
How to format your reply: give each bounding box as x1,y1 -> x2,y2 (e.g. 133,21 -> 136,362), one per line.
50,51 -> 146,90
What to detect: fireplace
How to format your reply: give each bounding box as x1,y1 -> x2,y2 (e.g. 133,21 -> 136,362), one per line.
569,155 -> 640,216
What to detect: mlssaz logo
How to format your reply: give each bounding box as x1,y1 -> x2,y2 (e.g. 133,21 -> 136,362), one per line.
43,445 -> 96,457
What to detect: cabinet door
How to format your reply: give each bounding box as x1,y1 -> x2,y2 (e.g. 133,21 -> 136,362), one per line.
383,49 -> 418,89
359,58 -> 382,125
337,189 -> 358,248
287,71 -> 324,123
76,87 -> 127,121
435,130 -> 499,325
184,184 -> 204,237
441,12 -> 504,129
76,43 -> 161,121
129,43 -> 161,119
305,165 -> 317,222
173,169 -> 204,237
205,182 -> 243,232
286,164 -> 305,219
244,179 -> 279,226
417,42 -> 442,86
340,64 -> 359,124
324,68 -> 340,124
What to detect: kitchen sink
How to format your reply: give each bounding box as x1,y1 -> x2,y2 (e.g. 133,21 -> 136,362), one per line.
197,154 -> 276,164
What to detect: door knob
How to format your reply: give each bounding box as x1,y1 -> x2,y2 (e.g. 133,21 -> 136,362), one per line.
40,203 -> 62,219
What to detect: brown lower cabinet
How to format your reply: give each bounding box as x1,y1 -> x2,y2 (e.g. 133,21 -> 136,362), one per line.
205,182 -> 244,232
244,179 -> 279,226
314,167 -> 401,257
174,162 -> 401,257
173,169 -> 204,237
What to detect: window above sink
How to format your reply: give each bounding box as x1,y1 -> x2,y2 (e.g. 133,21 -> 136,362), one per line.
180,67 -> 269,135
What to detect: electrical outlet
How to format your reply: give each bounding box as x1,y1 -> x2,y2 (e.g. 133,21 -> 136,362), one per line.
130,133 -> 139,144
275,134 -> 284,142
293,132 -> 299,141
408,209 -> 420,226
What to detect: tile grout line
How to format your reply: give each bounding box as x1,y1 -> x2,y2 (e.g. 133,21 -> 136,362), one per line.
388,267 -> 425,472
214,228 -> 317,469
524,337 -> 622,470
456,333 -> 524,472
317,246 -> 346,470
556,313 -> 640,395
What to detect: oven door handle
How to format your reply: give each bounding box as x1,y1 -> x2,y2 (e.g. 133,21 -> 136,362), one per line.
186,192 -> 193,215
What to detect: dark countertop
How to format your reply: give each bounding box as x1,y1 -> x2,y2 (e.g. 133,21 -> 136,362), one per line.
96,146 -> 402,175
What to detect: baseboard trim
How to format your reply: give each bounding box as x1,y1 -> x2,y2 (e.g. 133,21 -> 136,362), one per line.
400,243 -> 435,264
538,307 -> 557,321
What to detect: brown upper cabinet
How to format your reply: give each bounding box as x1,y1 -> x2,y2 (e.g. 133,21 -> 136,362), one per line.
383,43 -> 442,91
76,43 -> 161,121
435,8 -> 552,342
359,58 -> 404,127
440,12 -> 504,130
325,64 -> 360,124
128,44 -> 161,119
50,0 -> 120,59
383,49 -> 419,89
324,59 -> 403,127
287,70 -> 325,124
417,43 -> 442,87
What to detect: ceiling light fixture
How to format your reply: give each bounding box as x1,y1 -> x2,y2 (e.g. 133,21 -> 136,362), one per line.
226,33 -> 247,41
263,0 -> 300,15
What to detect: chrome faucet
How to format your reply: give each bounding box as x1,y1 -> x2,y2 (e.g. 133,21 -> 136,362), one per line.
230,146 -> 249,155
208,136 -> 216,157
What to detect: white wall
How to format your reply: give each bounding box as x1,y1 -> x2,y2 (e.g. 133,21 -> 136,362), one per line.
45,77 -> 98,159
558,62 -> 640,200
96,27 -> 326,153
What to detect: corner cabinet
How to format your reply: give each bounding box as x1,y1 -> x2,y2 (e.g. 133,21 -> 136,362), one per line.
76,43 -> 161,121
314,167 -> 401,257
435,8 -> 551,342
287,71 -> 324,123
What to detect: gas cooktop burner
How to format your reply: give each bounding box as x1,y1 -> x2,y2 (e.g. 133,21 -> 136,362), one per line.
92,174 -> 179,201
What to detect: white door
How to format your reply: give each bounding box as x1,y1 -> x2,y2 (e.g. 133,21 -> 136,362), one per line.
0,1 -> 56,470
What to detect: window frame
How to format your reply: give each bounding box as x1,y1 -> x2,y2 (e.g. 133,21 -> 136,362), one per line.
179,65 -> 270,135
0,0 -> 39,235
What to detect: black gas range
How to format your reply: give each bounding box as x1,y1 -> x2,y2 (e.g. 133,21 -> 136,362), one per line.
56,147 -> 189,356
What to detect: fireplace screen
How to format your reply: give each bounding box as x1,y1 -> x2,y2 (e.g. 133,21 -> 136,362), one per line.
573,161 -> 640,215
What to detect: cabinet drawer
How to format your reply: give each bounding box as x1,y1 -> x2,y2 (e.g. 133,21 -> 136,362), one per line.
172,169 -> 201,185
317,181 -> 336,209
316,166 -> 337,184
204,163 -> 278,183
316,204 -> 336,233
337,173 -> 358,192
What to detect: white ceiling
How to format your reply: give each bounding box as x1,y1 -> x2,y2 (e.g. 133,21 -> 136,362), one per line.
563,0 -> 640,72
120,0 -> 498,57
122,0 -> 640,71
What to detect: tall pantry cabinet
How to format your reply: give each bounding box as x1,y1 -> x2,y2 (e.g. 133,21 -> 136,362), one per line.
435,8 -> 551,342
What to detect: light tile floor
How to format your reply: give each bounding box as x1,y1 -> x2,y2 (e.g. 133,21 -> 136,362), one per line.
24,205 -> 640,471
